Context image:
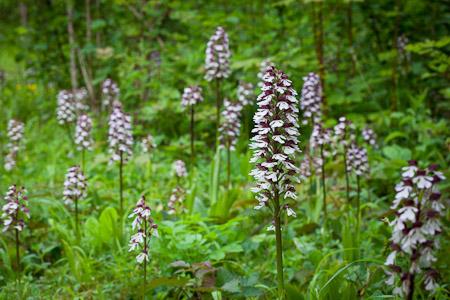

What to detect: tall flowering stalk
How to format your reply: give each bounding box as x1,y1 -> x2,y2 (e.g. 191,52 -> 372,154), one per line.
300,72 -> 322,126
2,185 -> 29,278
385,161 -> 445,299
205,26 -> 231,133
168,186 -> 185,215
4,119 -> 24,171
108,101 -> 133,214
346,143 -> 369,220
181,86 -> 203,164
75,114 -> 93,170
57,90 -> 77,125
334,117 -> 353,203
169,160 -> 187,216
101,78 -> 120,111
63,166 -> 87,238
219,99 -> 242,188
250,66 -> 300,297
129,196 -> 158,297
310,122 -> 332,220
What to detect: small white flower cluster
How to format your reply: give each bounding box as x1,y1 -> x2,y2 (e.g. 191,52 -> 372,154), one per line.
205,26 -> 231,81
237,81 -> 254,106
397,34 -> 409,60
257,59 -> 274,88
219,99 -> 242,151
346,144 -> 369,176
56,90 -> 77,125
385,161 -> 445,297
129,196 -> 158,264
250,66 -> 300,219
333,117 -> 355,147
168,186 -> 185,215
362,126 -> 377,148
172,160 -> 187,178
56,89 -> 89,125
181,86 -> 203,108
310,122 -> 333,164
4,119 -> 25,171
63,166 -> 87,206
141,134 -> 156,153
300,72 -> 322,125
2,185 -> 29,232
101,78 -> 120,109
75,114 -> 93,151
108,102 -> 133,163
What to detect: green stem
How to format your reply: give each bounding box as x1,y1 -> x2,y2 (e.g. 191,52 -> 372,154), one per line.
82,149 -> 86,171
215,79 -> 222,144
226,144 -> 231,189
75,196 -> 79,241
320,145 -> 327,222
15,228 -> 20,282
343,149 -> 350,204
356,175 -> 361,229
190,105 -> 195,167
119,151 -> 124,215
274,191 -> 285,299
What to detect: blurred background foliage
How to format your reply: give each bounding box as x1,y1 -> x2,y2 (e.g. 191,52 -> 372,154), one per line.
0,0 -> 449,299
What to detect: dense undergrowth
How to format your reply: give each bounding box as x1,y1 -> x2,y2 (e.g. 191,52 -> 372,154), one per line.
0,1 -> 449,299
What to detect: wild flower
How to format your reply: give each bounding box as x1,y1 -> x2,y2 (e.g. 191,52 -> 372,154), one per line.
2,185 -> 29,233
172,160 -> 187,178
385,161 -> 445,298
333,117 -> 355,202
2,185 -> 29,276
181,86 -> 203,108
310,122 -> 333,162
219,98 -> 243,187
309,122 -> 332,218
397,34 -> 410,62
300,72 -> 322,125
108,101 -> 133,164
141,134 -> 156,153
63,165 -> 87,206
181,86 -> 203,163
75,114 -> 93,151
129,196 -> 158,267
204,26 -> 231,81
257,59 -> 274,88
167,186 -> 185,215
108,101 -> 133,213
63,165 -> 86,236
346,144 -> 369,177
219,99 -> 242,151
237,81 -> 254,106
4,119 -> 25,171
362,126 -> 378,148
56,90 -> 77,125
249,66 -> 300,296
101,78 -> 120,109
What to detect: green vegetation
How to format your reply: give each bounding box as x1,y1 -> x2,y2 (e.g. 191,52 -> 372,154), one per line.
0,1 -> 449,299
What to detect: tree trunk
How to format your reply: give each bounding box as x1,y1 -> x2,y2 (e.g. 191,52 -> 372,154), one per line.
67,0 -> 78,91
